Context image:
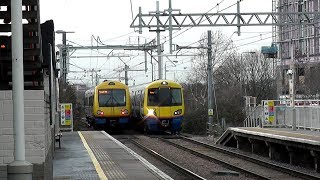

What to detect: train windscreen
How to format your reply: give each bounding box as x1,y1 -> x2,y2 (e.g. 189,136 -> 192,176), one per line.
148,88 -> 182,106
98,89 -> 126,107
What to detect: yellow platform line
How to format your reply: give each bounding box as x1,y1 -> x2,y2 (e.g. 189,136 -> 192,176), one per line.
78,131 -> 108,180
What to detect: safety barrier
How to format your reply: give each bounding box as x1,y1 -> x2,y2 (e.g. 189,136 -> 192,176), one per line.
243,100 -> 320,130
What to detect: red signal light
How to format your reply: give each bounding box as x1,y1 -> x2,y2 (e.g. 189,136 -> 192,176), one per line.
0,44 -> 5,49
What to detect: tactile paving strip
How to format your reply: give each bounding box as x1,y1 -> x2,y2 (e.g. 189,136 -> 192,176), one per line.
81,131 -> 128,180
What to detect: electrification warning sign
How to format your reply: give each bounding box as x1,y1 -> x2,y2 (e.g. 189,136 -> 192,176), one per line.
264,101 -> 275,123
60,103 -> 73,126
208,109 -> 214,116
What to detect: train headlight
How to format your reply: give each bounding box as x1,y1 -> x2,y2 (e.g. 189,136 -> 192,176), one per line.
121,109 -> 129,115
174,109 -> 182,115
147,109 -> 157,116
97,110 -> 104,115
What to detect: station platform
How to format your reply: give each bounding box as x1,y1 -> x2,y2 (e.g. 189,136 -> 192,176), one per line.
216,127 -> 320,172
53,131 -> 172,180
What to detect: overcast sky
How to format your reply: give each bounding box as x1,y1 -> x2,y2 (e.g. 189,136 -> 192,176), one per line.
40,0 -> 273,86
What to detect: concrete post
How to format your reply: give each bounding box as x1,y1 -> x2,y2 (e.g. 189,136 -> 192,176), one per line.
8,0 -> 33,179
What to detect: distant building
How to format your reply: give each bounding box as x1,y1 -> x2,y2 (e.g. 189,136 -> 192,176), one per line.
276,0 -> 320,98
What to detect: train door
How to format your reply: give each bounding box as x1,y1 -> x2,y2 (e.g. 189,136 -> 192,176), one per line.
111,89 -> 126,126
158,87 -> 171,127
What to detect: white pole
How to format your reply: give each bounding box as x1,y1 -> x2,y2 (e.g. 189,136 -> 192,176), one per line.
8,0 -> 33,179
11,0 -> 25,162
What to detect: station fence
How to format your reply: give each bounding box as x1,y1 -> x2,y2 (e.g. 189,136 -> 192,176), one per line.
243,100 -> 320,130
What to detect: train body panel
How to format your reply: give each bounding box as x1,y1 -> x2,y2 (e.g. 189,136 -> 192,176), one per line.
130,80 -> 184,134
85,80 -> 131,129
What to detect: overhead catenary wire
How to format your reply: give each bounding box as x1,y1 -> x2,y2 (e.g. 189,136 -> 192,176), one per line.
176,23 -> 316,72
160,0 -> 227,42
68,9 -> 313,85
161,0 -> 239,45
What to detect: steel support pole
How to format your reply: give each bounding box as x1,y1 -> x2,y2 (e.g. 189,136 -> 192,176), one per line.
168,0 -> 173,54
290,40 -> 296,131
91,70 -> 94,87
165,63 -> 167,79
145,40 -> 148,73
62,33 -> 67,88
125,65 -> 129,85
237,0 -> 241,36
49,44 -> 55,127
95,72 -> 99,86
8,0 -> 33,179
138,7 -> 143,34
207,31 -> 214,135
156,1 -> 163,80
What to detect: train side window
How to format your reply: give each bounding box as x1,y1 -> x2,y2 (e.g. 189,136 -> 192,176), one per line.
148,89 -> 159,106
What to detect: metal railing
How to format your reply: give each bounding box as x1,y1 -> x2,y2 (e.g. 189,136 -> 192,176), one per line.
243,100 -> 320,130
243,105 -> 262,128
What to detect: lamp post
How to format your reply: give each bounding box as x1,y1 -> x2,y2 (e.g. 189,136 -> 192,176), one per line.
165,60 -> 178,79
56,30 -> 75,88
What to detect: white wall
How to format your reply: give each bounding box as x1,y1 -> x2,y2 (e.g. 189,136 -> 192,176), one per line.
0,90 -> 52,178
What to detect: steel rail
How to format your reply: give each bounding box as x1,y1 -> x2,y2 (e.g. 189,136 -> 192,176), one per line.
180,136 -> 320,180
160,137 -> 280,180
130,138 -> 206,180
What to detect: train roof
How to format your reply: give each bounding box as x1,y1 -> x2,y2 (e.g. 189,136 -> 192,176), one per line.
84,80 -> 128,98
130,80 -> 182,92
147,80 -> 182,88
96,80 -> 128,89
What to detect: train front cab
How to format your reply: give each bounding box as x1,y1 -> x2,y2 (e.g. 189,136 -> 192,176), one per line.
143,81 -> 184,134
90,81 -> 131,130
144,108 -> 183,134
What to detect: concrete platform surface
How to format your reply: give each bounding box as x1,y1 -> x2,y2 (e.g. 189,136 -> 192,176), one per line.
53,131 -> 171,180
231,127 -> 320,146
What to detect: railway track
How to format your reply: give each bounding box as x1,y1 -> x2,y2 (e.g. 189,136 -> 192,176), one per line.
129,138 -> 206,180
160,135 -> 320,180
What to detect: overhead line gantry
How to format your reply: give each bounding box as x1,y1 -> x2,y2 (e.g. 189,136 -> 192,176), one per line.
130,0 -> 320,134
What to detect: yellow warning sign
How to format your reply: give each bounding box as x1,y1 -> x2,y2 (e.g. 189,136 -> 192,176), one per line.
264,100 -> 275,123
60,103 -> 73,126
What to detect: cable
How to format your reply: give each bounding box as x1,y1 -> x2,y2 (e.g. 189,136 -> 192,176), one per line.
175,24 -> 311,71
99,32 -> 135,44
67,39 -> 115,69
161,0 -> 227,42
161,0 -> 238,45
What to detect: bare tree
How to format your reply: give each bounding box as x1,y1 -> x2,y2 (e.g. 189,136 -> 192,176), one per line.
183,31 -> 277,134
